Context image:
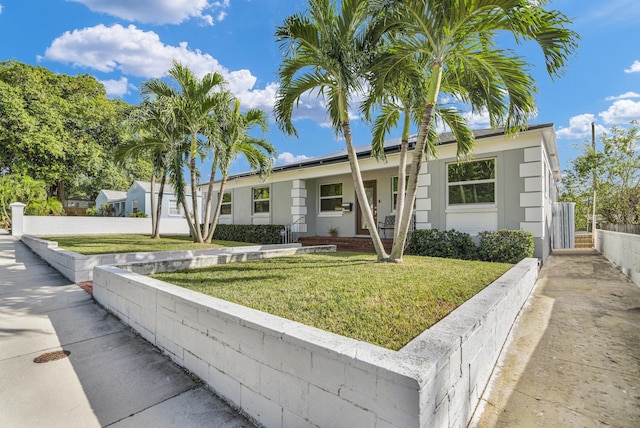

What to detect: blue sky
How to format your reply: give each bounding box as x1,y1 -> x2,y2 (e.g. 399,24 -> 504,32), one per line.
1,0 -> 639,178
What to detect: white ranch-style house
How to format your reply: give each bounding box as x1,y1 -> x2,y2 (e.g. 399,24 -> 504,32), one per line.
202,124 -> 561,260
96,181 -> 202,219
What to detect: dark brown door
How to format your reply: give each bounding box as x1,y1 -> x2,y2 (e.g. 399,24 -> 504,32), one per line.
356,180 -> 377,235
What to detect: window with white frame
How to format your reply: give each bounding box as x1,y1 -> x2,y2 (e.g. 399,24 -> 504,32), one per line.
220,192 -> 232,215
253,187 -> 270,214
392,176 -> 412,211
169,199 -> 181,216
447,159 -> 496,206
319,183 -> 343,212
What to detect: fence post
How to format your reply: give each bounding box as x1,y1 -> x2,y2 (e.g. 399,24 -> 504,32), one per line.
10,202 -> 26,237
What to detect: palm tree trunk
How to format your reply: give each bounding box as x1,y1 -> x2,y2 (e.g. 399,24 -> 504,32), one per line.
189,136 -> 203,243
202,154 -> 218,241
205,176 -> 227,243
153,174 -> 166,238
150,173 -> 157,237
390,63 -> 442,260
340,109 -> 388,261
394,112 -> 411,241
180,193 -> 198,239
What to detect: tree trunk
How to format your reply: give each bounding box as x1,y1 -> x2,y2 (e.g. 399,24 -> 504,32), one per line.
153,174 -> 166,239
390,63 -> 442,260
202,154 -> 218,242
150,173 -> 157,237
340,107 -> 389,261
180,193 -> 198,239
205,175 -> 227,242
393,112 -> 411,242
189,135 -> 203,243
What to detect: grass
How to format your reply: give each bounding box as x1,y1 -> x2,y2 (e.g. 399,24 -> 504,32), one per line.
44,234 -> 253,255
152,252 -> 512,351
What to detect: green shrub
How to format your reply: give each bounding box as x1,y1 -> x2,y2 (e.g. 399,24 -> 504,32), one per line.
211,224 -> 286,245
127,211 -> 148,218
406,229 -> 476,260
477,230 -> 534,263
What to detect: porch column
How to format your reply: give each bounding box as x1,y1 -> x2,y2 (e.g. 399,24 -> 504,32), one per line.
291,180 -> 307,233
414,163 -> 432,230
519,147 -> 545,238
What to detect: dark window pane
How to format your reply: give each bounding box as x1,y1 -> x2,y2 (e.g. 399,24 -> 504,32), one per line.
448,159 -> 495,182
320,183 -> 342,197
253,187 -> 269,200
449,183 -> 495,204
320,197 -> 343,212
254,201 -> 270,213
221,204 -> 231,215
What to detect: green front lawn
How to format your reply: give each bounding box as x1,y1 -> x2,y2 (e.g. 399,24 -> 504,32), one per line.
44,234 -> 253,255
152,252 -> 512,350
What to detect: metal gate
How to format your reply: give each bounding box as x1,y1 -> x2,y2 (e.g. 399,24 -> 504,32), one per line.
553,202 -> 575,249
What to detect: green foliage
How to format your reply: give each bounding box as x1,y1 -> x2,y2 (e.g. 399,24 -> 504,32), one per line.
0,60 -> 151,199
127,211 -> 148,218
477,230 -> 534,264
406,229 -> 477,260
561,121 -> 640,229
86,207 -> 97,216
0,174 -> 63,226
211,224 -> 286,245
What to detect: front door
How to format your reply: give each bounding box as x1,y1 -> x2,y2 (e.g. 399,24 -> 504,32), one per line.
356,180 -> 377,235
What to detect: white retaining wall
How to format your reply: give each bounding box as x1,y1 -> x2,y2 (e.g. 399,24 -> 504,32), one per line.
595,229 -> 640,287
93,257 -> 540,427
21,216 -> 191,236
21,235 -> 306,283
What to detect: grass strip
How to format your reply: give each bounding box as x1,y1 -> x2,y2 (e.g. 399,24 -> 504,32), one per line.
153,252 -> 512,350
44,234 -> 253,255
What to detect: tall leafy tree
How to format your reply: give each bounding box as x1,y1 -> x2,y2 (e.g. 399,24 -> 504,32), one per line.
561,121 -> 640,229
370,0 -> 578,261
204,98 -> 276,242
142,61 -> 226,243
275,0 -> 392,260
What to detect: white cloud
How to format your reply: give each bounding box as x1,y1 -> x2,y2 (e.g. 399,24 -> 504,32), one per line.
275,152 -> 311,166
599,99 -> 640,124
100,77 -> 134,98
41,24 -> 275,105
557,114 -> 607,139
0,5 -> 4,14
68,0 -> 228,26
624,60 -> 640,73
605,91 -> 640,101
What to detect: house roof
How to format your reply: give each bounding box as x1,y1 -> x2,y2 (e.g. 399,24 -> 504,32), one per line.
99,190 -> 127,202
223,123 -> 558,181
132,180 -> 197,196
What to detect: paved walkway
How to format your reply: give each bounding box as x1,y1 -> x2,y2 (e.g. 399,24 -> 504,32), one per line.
0,231 -> 255,428
473,249 -> 640,427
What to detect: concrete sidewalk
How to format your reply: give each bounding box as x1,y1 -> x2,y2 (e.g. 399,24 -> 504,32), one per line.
473,249 -> 640,427
0,230 -> 256,428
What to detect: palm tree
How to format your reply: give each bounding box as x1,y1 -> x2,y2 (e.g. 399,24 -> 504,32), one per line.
368,0 -> 579,261
274,0 -> 392,260
203,98 -> 276,242
143,61 -> 226,243
117,98 -> 179,238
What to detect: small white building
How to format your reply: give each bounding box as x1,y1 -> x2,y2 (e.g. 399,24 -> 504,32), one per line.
96,181 -> 202,219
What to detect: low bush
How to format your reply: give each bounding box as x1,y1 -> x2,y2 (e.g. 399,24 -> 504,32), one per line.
211,224 -> 286,245
406,229 -> 477,260
477,230 -> 534,263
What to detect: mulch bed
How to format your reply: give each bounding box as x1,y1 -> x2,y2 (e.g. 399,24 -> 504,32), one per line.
77,281 -> 93,296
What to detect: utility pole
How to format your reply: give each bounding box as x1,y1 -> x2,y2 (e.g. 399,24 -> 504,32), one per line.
591,122 -> 597,234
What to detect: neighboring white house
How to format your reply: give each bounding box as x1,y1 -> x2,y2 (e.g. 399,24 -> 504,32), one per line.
95,190 -> 127,217
202,124 -> 560,260
96,181 -> 203,219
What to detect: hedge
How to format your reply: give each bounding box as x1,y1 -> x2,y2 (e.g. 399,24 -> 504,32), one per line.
211,224 -> 286,245
407,228 -> 535,263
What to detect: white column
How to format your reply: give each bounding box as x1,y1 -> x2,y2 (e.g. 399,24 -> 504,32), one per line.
10,202 -> 26,237
291,180 -> 307,233
414,163 -> 432,230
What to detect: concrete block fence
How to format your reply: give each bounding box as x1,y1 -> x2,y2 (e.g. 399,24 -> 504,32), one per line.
595,229 -> 640,287
93,256 -> 540,428
21,235 -> 310,283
